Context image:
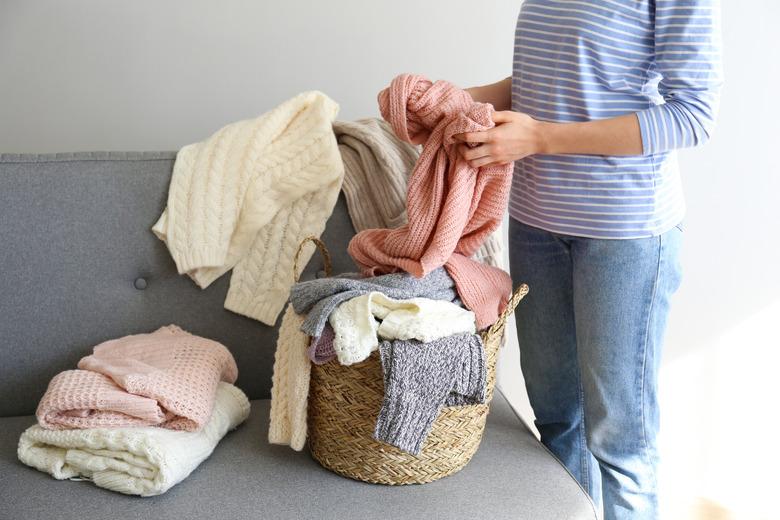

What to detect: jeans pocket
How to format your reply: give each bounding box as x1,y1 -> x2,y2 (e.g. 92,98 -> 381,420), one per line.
674,223 -> 684,233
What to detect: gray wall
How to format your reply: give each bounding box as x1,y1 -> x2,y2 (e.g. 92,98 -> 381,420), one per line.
0,0 -> 518,151
1,1 -> 777,517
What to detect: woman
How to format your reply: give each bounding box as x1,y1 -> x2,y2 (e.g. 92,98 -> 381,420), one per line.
459,2 -> 722,519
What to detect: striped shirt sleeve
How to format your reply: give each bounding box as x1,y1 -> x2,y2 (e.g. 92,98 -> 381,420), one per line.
636,0 -> 724,155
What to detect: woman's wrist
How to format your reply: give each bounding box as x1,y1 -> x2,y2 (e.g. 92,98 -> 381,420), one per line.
527,119 -> 553,155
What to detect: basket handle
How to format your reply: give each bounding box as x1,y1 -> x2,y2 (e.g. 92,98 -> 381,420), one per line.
293,236 -> 333,283
484,284 -> 529,338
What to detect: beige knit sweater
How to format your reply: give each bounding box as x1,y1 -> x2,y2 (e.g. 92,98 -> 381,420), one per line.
333,118 -> 506,270
153,92 -> 345,325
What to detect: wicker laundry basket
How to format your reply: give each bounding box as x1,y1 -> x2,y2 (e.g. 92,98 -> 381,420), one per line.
293,237 -> 529,485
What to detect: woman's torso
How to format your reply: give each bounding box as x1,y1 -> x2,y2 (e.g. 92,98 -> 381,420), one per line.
511,0 -> 683,239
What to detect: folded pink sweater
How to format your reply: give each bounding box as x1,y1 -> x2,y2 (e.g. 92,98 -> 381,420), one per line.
347,74 -> 513,329
36,325 -> 238,431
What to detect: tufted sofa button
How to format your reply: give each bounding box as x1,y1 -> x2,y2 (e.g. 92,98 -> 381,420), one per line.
134,277 -> 148,290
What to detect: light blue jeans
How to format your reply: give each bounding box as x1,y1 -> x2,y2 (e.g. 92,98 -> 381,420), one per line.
508,218 -> 682,520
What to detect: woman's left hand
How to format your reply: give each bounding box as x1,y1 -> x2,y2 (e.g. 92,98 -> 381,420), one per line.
454,110 -> 545,168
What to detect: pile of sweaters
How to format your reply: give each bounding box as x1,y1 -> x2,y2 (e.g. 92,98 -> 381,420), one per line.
147,78 -> 510,331
17,326 -> 248,496
269,74 -> 514,455
271,269 -> 487,455
138,72 -> 511,456
16,73 -> 513,490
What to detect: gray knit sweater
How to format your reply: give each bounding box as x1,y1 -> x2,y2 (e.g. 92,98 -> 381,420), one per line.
374,333 -> 486,455
289,267 -> 458,338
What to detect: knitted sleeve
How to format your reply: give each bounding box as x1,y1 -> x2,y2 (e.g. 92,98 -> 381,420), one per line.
268,305 -> 311,451
152,91 -> 344,326
224,173 -> 342,324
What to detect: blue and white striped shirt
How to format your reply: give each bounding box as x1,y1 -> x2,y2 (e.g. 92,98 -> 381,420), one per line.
510,0 -> 723,238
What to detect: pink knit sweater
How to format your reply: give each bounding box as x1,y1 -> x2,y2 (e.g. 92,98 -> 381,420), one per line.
36,325 -> 238,431
347,74 -> 513,329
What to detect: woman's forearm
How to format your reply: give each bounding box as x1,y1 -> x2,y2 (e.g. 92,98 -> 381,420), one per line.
455,111 -> 646,167
538,113 -> 644,156
465,77 -> 512,111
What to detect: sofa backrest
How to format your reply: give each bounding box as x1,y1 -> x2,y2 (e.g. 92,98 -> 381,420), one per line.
0,152 -> 356,417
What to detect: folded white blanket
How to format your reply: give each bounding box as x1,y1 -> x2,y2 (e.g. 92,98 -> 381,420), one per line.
17,382 -> 250,497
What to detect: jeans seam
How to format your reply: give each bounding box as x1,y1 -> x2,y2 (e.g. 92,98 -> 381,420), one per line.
578,376 -> 590,493
639,233 -> 663,486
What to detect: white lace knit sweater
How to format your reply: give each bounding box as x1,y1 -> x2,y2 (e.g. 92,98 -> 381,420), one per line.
329,293 -> 476,365
153,91 -> 344,325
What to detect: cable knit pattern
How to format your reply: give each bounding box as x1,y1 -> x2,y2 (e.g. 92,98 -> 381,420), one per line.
290,266 -> 458,339
268,304 -> 311,451
374,334 -> 486,455
334,118 -> 506,270
347,74 -> 513,329
19,383 -> 250,497
152,91 -> 345,326
37,325 -> 238,432
328,292 -> 476,365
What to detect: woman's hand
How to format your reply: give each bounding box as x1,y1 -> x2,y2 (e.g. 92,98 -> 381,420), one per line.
455,110 -> 545,168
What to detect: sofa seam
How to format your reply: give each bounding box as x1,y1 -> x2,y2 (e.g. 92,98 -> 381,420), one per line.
0,152 -> 177,164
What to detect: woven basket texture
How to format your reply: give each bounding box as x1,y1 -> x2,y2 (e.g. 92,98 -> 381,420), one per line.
295,236 -> 528,485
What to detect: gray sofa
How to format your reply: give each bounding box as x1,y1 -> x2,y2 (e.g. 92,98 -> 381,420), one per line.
0,152 -> 597,520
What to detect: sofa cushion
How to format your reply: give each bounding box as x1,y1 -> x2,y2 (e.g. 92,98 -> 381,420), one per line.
0,391 -> 596,520
0,152 -> 356,417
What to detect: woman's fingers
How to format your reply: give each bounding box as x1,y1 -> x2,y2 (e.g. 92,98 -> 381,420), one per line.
460,143 -> 491,161
471,157 -> 515,168
469,155 -> 500,168
453,131 -> 490,144
458,144 -> 509,167
457,143 -> 496,167
491,110 -> 514,123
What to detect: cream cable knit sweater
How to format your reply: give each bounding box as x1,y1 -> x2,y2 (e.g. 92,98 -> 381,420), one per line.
328,292 -> 476,365
268,304 -> 310,451
153,92 -> 345,325
18,383 -> 250,497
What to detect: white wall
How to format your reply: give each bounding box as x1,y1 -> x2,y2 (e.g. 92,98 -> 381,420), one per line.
658,2 -> 780,517
2,1 -> 777,517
